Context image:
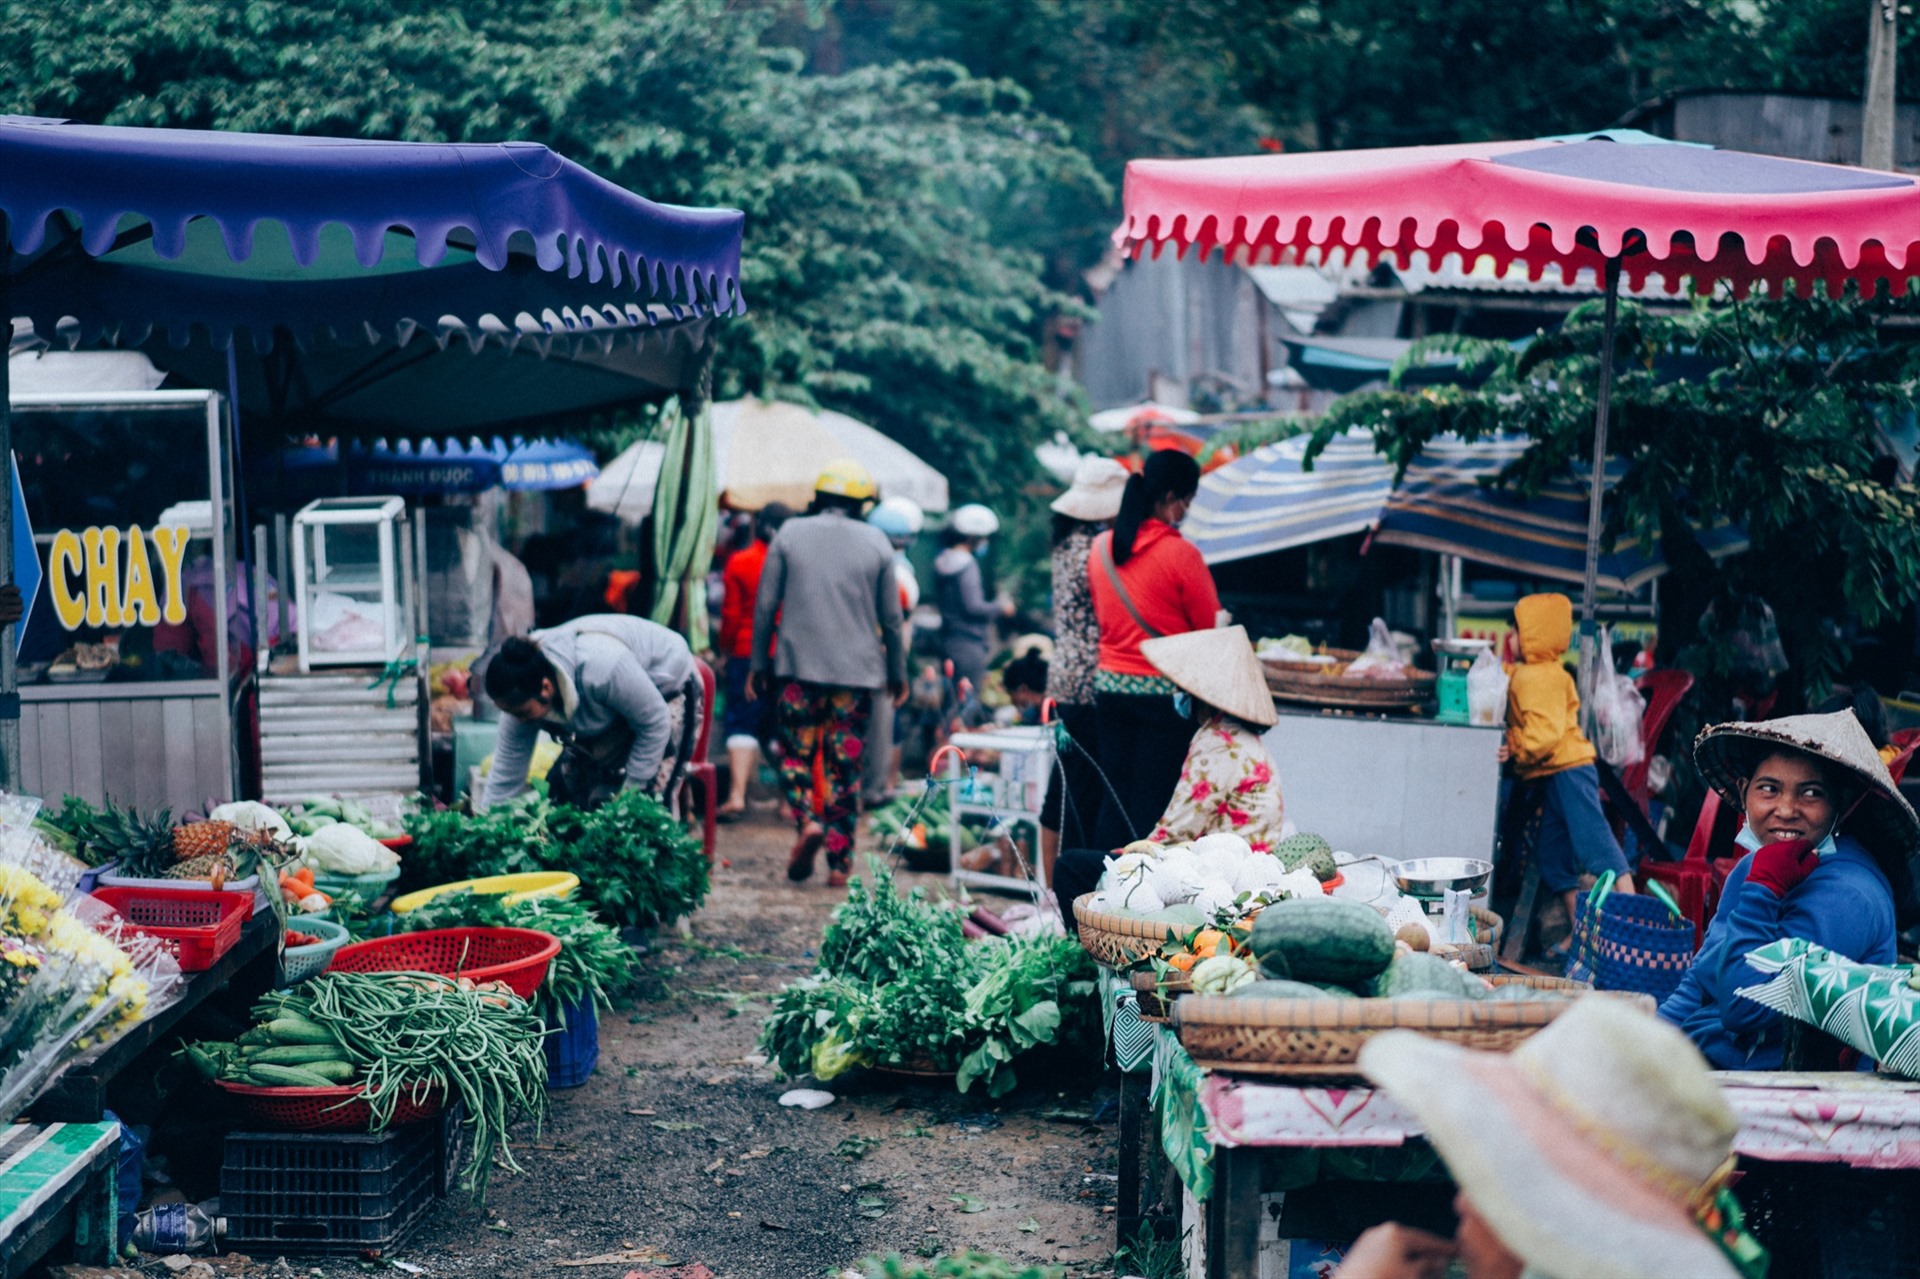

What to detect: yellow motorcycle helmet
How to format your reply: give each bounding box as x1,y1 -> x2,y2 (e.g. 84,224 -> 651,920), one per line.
815,457 -> 878,502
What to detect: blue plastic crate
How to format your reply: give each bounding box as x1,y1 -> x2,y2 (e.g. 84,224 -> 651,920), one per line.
544,995 -> 599,1088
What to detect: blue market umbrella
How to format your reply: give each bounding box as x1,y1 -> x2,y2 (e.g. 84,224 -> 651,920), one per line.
497,437 -> 599,491
0,114 -> 745,785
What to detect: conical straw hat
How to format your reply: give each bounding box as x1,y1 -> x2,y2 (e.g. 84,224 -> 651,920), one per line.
1140,625 -> 1278,728
1694,710 -> 1919,857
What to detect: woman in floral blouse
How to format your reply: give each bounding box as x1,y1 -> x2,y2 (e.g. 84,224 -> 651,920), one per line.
1054,624 -> 1290,927
1040,457 -> 1128,876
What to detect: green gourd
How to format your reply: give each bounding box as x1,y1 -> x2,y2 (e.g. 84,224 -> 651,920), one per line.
1370,950 -> 1491,1000
1249,898 -> 1395,985
1230,978 -> 1357,1000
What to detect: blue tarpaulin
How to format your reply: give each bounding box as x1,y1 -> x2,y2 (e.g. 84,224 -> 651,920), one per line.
1185,431 -> 1748,592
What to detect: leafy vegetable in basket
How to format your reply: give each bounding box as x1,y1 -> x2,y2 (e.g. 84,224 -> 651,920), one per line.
850,1251 -> 1062,1279
396,889 -> 639,1025
403,792 -> 708,931
760,859 -> 1096,1096
183,970 -> 548,1199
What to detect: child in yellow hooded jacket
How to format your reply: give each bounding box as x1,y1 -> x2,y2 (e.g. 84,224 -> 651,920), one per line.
1505,593 -> 1636,926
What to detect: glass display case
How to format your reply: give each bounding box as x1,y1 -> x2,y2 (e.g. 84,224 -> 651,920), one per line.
7,389 -> 240,809
291,497 -> 412,671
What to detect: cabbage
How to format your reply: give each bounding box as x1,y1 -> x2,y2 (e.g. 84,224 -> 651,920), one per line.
298,822 -> 400,875
208,801 -> 292,841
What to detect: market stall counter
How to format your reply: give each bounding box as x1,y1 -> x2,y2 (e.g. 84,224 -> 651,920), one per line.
0,1118 -> 119,1277
1260,707 -> 1502,862
1149,1029 -> 1920,1278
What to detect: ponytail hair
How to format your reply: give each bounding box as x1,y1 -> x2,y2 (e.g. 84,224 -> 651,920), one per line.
1111,451 -> 1201,565
484,636 -> 557,708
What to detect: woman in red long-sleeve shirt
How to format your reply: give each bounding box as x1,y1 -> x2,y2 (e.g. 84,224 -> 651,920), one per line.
717,503 -> 791,817
1086,450 -> 1220,848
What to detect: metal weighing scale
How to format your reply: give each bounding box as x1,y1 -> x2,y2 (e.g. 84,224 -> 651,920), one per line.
1432,637 -> 1494,725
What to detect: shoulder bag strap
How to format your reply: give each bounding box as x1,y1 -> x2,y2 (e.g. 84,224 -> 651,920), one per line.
1095,533 -> 1164,640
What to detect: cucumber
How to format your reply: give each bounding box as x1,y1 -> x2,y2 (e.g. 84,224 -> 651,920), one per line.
260,1017 -> 339,1046
185,1044 -> 223,1080
302,1060 -> 358,1083
247,1063 -> 340,1088
248,1044 -> 352,1066
1249,898 -> 1395,986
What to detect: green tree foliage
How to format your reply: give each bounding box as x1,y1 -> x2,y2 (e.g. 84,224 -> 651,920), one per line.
0,0 -> 1102,506
1311,293 -> 1920,704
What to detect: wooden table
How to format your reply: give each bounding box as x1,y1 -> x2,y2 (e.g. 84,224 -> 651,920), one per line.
29,911 -> 277,1123
0,1120 -> 119,1277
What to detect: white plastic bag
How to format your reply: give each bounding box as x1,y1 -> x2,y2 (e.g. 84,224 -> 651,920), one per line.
1592,626 -> 1647,769
1465,647 -> 1510,727
1345,618 -> 1408,679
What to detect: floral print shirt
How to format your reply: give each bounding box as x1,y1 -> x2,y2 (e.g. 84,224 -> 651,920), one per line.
1151,713 -> 1293,853
1047,527 -> 1101,706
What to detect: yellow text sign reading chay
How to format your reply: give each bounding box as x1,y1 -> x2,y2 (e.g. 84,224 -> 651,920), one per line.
48,526 -> 192,630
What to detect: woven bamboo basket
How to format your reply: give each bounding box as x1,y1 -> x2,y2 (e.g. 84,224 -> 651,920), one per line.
1261,646 -> 1436,713
868,1052 -> 958,1082
1173,976 -> 1641,1082
1073,895 -> 1182,968
1129,969 -> 1193,1023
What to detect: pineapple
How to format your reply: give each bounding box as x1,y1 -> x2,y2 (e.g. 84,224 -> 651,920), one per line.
75,800 -> 175,880
171,820 -> 235,864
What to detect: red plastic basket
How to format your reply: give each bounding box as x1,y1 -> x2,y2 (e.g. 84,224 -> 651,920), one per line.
326,927 -> 559,998
89,886 -> 253,972
215,1080 -> 445,1132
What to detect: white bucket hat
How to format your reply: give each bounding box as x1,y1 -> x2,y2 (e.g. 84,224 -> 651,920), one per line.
1694,709 -> 1920,859
950,503 -> 1000,538
1049,456 -> 1129,522
1359,997 -> 1748,1279
1140,625 -> 1278,728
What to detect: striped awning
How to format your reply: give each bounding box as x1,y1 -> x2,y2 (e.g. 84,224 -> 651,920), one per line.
1186,431 -> 1748,591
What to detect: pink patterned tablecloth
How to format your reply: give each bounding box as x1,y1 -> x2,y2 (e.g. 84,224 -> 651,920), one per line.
1715,1071 -> 1920,1169
1199,1071 -> 1920,1169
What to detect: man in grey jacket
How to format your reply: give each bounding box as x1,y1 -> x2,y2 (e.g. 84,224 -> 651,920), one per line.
481,614 -> 701,811
751,459 -> 906,886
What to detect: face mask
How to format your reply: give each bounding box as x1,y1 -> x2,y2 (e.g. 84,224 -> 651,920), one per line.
1173,692 -> 1193,720
974,541 -> 991,558
1735,823 -> 1838,859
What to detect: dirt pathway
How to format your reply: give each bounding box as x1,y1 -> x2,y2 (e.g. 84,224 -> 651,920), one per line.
396,810 -> 1125,1279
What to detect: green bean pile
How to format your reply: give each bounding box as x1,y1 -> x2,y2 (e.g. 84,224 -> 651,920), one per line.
253,970 -> 550,1198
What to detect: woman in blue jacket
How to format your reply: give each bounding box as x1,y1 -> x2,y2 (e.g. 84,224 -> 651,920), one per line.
1658,710 -> 1919,1069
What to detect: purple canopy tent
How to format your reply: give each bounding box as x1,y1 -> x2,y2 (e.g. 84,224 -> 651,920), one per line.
0,115 -> 744,786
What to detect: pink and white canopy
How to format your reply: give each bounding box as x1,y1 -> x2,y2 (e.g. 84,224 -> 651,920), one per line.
1118,132 -> 1920,297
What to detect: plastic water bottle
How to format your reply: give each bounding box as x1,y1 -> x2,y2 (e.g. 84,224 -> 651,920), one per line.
131,1200 -> 224,1254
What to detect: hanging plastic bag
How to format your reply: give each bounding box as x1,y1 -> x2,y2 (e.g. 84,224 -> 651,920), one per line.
1345,618 -> 1408,679
1592,626 -> 1647,769
1465,647 -> 1510,727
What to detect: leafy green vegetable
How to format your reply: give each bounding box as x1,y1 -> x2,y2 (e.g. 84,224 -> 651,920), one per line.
849,1251 -> 1063,1279
759,858 -> 1096,1095
402,792 -> 708,931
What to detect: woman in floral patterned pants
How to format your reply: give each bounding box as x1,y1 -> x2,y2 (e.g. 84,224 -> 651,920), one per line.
773,682 -> 873,878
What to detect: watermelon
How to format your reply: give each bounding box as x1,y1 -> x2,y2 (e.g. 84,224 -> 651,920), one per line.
1249,898 -> 1395,985
1273,832 -> 1338,882
1370,951 -> 1491,1000
1230,978 -> 1356,1000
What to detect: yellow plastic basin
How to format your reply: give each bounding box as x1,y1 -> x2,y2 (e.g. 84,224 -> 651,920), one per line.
388,871 -> 580,915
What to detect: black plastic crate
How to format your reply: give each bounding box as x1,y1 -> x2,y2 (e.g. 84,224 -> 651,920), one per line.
221,1111 -> 450,1254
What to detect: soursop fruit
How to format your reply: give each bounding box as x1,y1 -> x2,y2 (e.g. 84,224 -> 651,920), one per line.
1274,833 -> 1337,882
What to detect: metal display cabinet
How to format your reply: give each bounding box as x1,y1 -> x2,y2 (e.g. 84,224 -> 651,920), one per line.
945,725 -> 1055,900
8,390 -> 240,811
291,496 -> 411,672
